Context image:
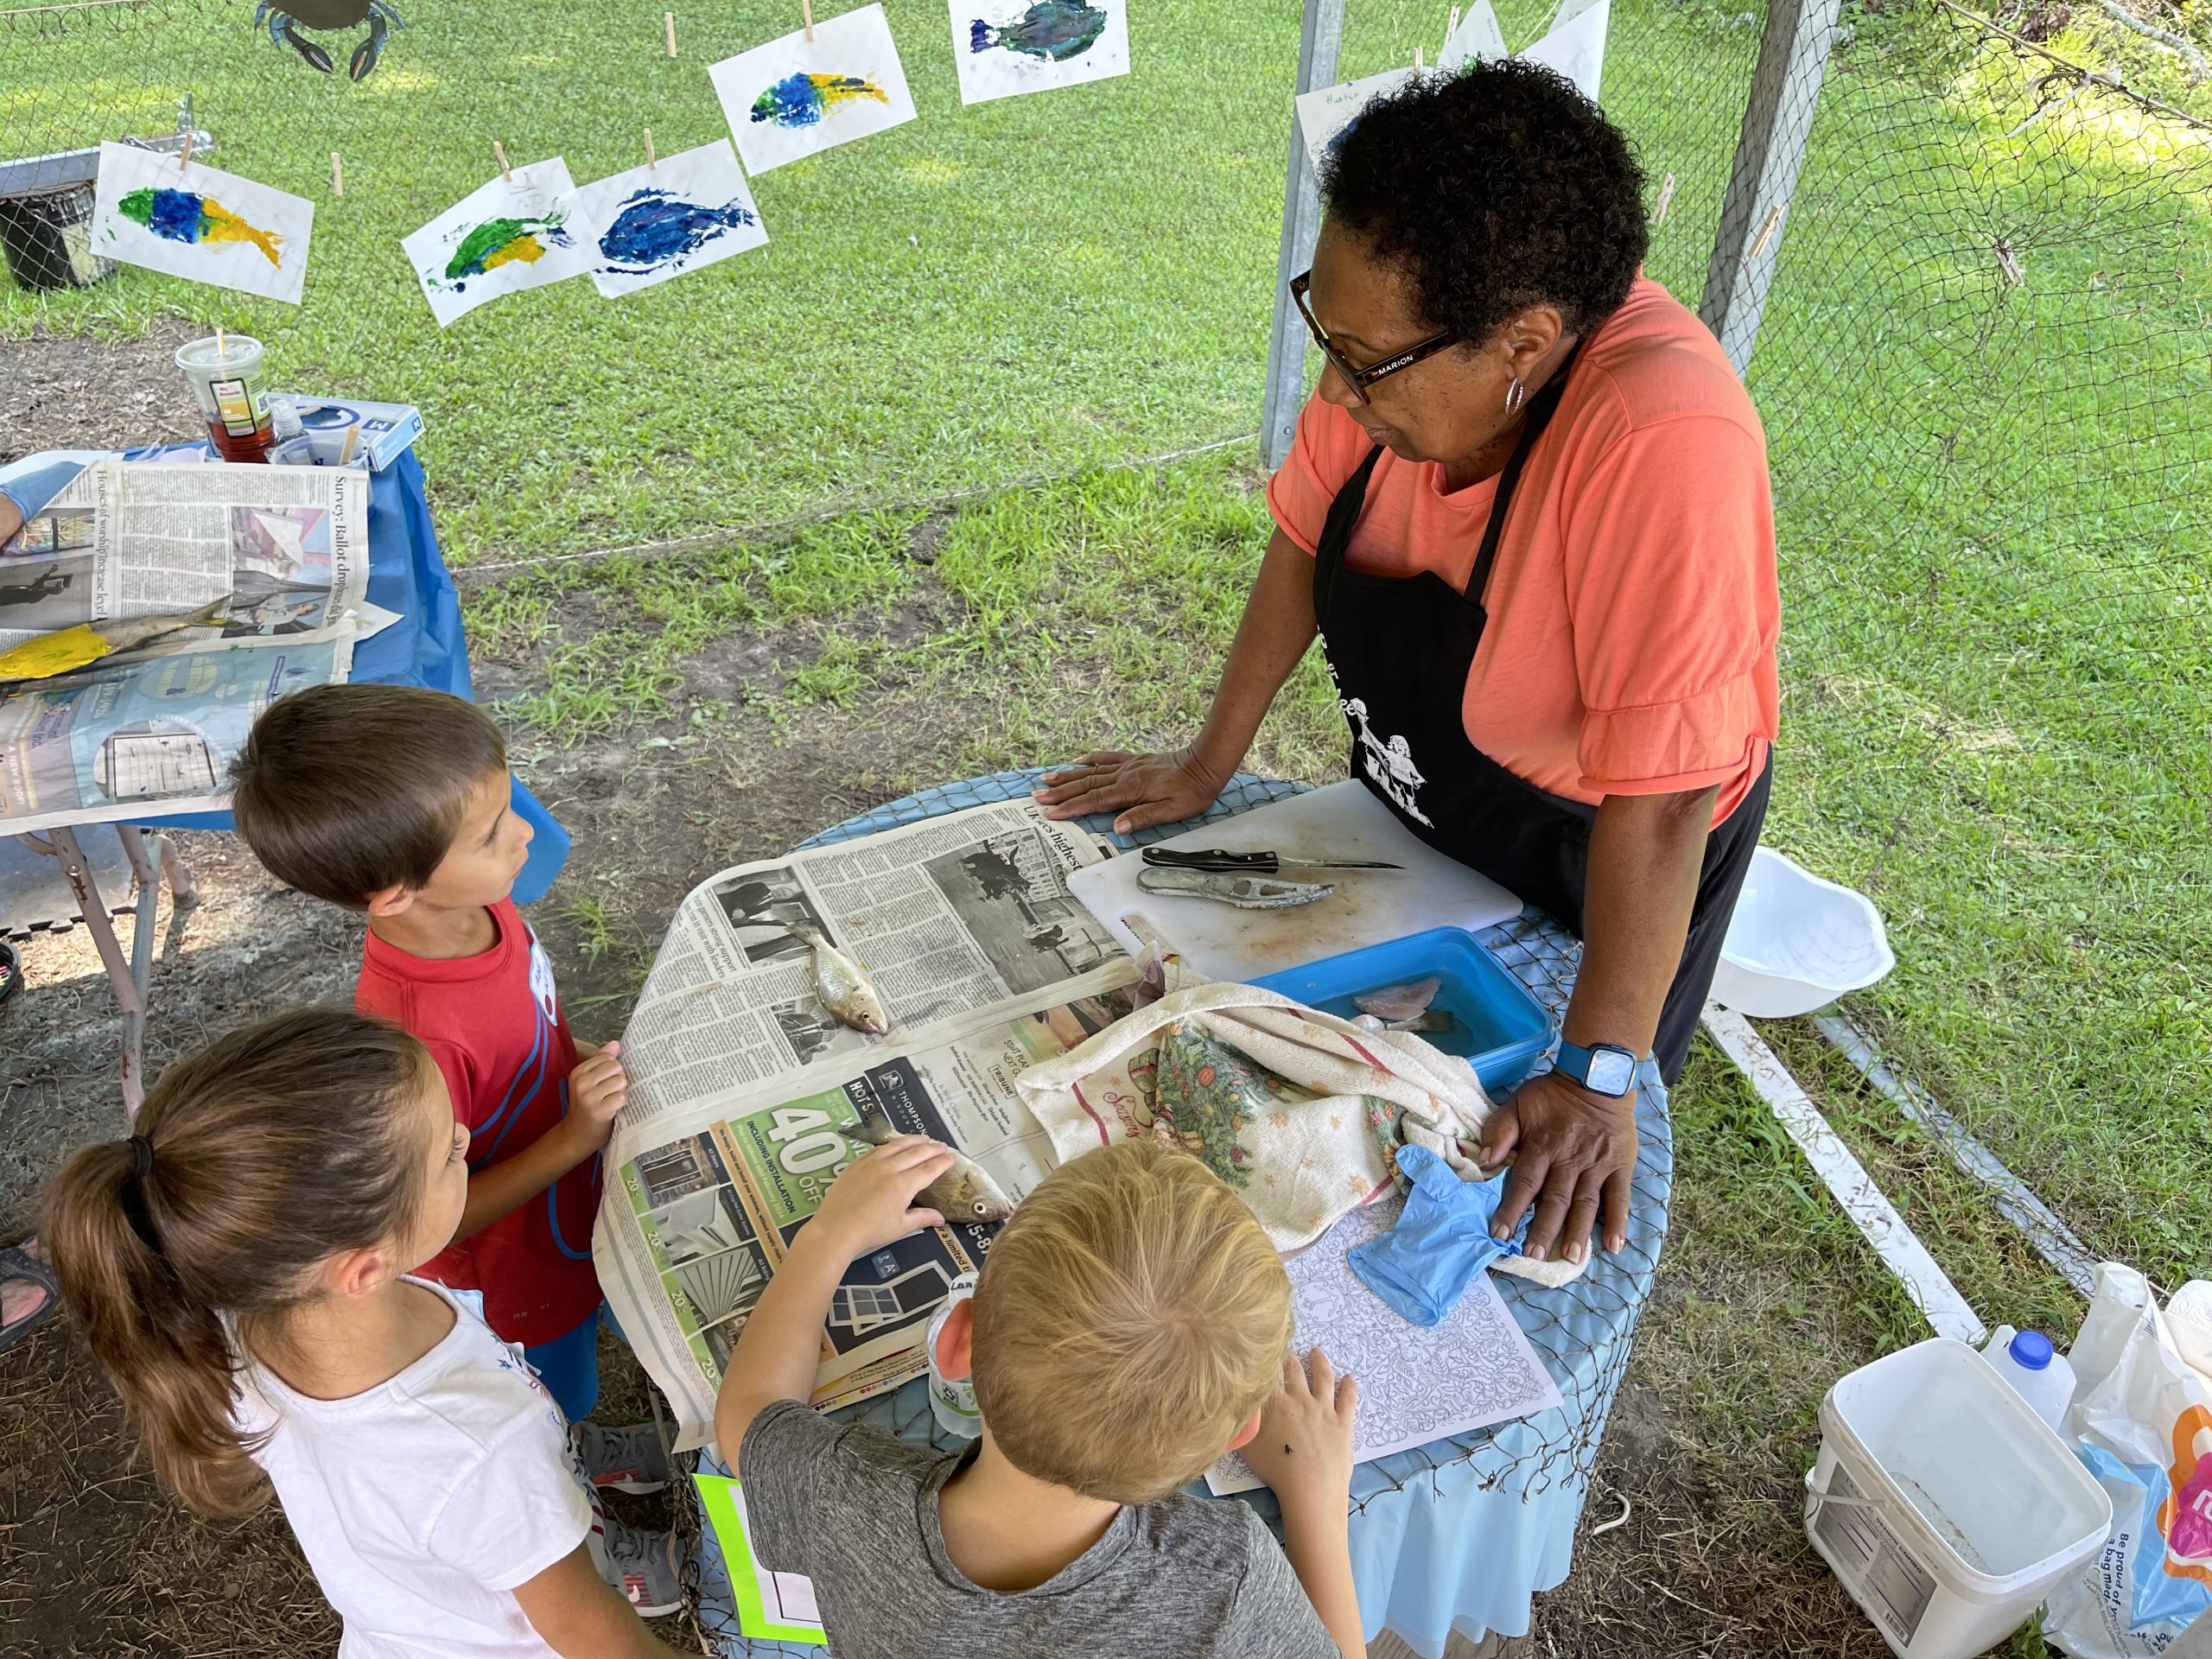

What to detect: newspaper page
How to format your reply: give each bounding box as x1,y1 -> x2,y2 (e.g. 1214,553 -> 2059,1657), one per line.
594,800 -> 1143,1448
0,633 -> 358,834
0,460 -> 371,651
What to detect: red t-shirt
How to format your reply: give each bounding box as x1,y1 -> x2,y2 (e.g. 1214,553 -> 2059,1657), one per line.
356,897 -> 602,1346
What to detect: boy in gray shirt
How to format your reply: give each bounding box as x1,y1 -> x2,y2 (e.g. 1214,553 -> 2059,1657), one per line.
715,1137 -> 1366,1659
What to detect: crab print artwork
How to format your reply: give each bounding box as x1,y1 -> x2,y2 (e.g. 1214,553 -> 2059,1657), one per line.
255,0 -> 405,81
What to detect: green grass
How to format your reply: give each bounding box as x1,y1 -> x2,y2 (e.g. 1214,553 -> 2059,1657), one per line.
1,0 -> 1751,556
12,0 -> 2209,1369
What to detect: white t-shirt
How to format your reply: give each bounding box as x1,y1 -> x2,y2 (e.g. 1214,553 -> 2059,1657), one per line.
233,1278 -> 594,1659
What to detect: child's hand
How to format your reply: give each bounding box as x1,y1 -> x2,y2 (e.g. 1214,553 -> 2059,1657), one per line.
563,1043 -> 628,1154
806,1136 -> 952,1262
1240,1347 -> 1359,1512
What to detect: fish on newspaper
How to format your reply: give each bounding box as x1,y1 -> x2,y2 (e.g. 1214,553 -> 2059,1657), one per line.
0,599 -> 230,683
846,1117 -> 1018,1224
792,925 -> 890,1035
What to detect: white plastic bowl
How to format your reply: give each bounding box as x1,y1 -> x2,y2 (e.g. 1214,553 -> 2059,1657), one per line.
1710,847 -> 1896,1018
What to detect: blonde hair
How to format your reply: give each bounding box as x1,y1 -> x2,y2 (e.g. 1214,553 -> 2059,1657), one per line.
970,1141 -> 1291,1503
42,1010 -> 438,1516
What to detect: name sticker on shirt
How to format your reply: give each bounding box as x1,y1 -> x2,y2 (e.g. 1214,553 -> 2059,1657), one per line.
526,927 -> 560,1024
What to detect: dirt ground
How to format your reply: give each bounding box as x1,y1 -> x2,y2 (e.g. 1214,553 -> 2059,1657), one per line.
1,332 -> 1923,1659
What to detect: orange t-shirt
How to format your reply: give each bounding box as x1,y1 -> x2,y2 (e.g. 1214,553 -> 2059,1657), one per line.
1267,276 -> 1780,827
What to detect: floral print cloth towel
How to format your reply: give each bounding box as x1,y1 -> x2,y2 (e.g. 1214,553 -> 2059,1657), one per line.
1014,980 -> 1584,1285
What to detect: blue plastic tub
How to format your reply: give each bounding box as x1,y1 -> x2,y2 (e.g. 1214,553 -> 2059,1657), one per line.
1251,926 -> 1556,1096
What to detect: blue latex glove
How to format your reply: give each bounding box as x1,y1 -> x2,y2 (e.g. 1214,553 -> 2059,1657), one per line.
1346,1143 -> 1522,1326
0,453 -> 98,527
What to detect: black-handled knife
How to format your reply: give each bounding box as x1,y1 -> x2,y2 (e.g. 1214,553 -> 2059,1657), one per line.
1139,847 -> 1403,874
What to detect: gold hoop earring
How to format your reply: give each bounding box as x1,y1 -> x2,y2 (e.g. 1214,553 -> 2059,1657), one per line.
1504,378 -> 1527,413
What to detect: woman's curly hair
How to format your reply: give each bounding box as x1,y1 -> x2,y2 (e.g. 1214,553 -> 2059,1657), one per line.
1321,59 -> 1649,344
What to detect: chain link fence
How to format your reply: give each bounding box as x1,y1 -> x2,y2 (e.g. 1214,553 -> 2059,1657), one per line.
1745,0 -> 2210,1270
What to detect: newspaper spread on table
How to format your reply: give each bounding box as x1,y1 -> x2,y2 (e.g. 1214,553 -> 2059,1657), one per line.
0,460 -> 384,835
594,800 -> 1142,1452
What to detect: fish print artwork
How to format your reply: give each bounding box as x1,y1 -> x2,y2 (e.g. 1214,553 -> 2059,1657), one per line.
92,143 -> 313,303
571,140 -> 766,299
402,157 -> 594,327
710,3 -> 917,175
952,0 -> 1128,105
751,72 -> 889,128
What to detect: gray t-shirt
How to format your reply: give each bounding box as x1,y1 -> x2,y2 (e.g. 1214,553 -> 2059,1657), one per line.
740,1399 -> 1341,1659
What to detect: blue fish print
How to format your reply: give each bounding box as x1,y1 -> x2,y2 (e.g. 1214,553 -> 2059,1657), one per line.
969,0 -> 1108,60
597,188 -> 758,273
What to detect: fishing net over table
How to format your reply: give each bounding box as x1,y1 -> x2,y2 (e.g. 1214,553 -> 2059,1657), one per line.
685,769 -> 1672,1657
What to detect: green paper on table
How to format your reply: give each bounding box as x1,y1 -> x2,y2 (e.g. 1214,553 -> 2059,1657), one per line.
693,1472 -> 827,1645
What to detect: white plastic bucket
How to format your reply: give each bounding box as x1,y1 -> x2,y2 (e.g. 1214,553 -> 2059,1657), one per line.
1711,846 -> 1896,1017
1805,1338 -> 2113,1659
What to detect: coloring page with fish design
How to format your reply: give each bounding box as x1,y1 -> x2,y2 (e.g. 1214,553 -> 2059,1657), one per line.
401,157 -> 595,327
1205,1193 -> 1562,1496
709,3 -> 918,176
951,0 -> 1129,107
92,143 -> 314,306
570,140 -> 768,299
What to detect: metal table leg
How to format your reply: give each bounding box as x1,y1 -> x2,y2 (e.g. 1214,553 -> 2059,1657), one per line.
41,824 -> 149,1126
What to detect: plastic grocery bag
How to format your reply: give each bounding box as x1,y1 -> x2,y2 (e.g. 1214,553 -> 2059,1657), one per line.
2046,1263 -> 2212,1657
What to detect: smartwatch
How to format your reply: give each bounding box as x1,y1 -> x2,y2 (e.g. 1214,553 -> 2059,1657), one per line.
1553,1039 -> 1640,1099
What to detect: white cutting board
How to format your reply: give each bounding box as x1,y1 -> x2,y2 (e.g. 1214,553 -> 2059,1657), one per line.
1070,781 -> 1522,984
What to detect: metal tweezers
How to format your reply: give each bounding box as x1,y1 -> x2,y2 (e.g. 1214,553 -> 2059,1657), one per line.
1135,866 -> 1335,909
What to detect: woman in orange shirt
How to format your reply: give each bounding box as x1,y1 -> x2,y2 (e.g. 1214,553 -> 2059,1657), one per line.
1040,62 -> 1779,1272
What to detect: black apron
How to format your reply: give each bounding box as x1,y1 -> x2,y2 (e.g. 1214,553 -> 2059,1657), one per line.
1311,355 -> 1771,1086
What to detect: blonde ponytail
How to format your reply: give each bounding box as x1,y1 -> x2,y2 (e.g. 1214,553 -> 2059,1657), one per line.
42,1009 -> 435,1516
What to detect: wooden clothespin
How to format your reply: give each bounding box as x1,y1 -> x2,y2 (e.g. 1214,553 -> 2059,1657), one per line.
1749,202 -> 1783,260
802,0 -> 815,41
178,130 -> 194,174
664,10 -> 677,57
494,141 -> 514,184
1651,171 -> 1675,227
645,127 -> 657,170
332,151 -> 344,199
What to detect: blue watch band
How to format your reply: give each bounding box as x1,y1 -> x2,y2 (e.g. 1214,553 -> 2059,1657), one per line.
1554,1039 -> 1642,1098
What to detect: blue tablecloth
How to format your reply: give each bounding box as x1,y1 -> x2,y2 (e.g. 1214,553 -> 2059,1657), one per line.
2,446 -> 568,902
694,769 -> 1674,1659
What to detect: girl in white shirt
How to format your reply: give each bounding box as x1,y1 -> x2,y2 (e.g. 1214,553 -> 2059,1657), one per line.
43,1007 -> 690,1659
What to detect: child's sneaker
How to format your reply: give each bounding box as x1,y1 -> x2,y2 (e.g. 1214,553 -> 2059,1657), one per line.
574,1421 -> 670,1494
596,1517 -> 684,1618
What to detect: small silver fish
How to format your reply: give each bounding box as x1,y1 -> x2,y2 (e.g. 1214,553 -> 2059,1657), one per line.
847,1118 -> 1017,1224
793,926 -> 890,1035
1353,977 -> 1441,1021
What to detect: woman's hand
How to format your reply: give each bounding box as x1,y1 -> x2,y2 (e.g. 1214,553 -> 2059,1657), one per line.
1478,1070 -> 1636,1264
1033,747 -> 1230,836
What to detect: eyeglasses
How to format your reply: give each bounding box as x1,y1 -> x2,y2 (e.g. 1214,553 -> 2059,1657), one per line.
1291,270 -> 1459,404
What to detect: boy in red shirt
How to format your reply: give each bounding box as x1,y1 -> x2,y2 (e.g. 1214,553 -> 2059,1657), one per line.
232,683 -> 677,1610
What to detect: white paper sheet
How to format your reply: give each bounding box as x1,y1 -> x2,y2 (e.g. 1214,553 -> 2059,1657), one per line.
1294,66 -> 1416,180
1519,0 -> 1610,102
1437,0 -> 1509,69
951,0 -> 1129,106
91,143 -> 313,305
711,3 -> 918,176
1205,1195 -> 1563,1496
572,140 -> 767,299
402,157 -> 593,327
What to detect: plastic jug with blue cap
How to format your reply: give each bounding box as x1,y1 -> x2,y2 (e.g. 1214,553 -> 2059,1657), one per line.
1981,1324 -> 2076,1432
